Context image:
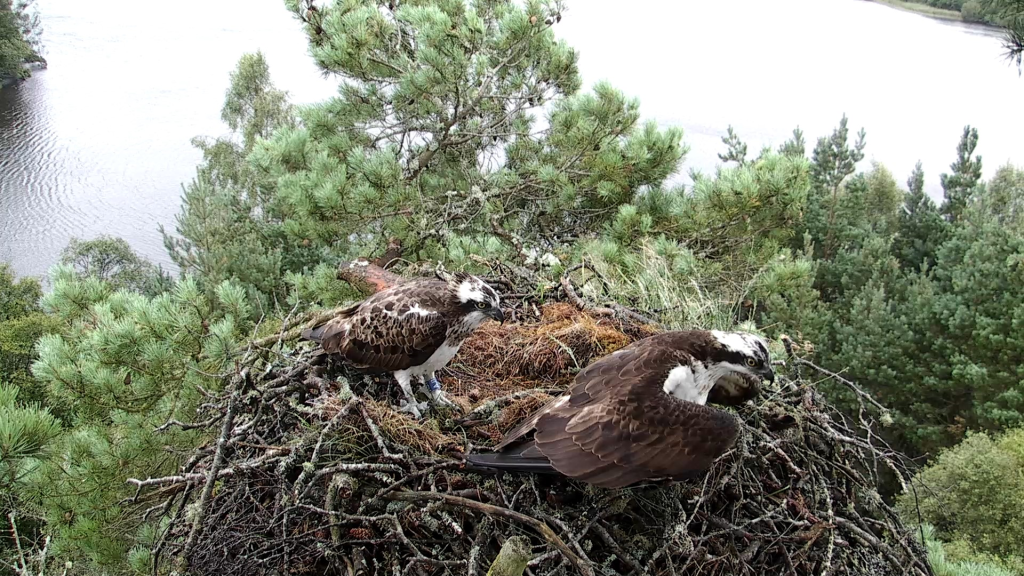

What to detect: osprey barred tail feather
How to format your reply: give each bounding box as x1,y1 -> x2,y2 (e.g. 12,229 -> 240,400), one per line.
463,330 -> 774,489
301,272 -> 504,418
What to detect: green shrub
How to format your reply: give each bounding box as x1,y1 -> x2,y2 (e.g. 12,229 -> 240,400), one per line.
900,427 -> 1024,560
921,525 -> 1022,576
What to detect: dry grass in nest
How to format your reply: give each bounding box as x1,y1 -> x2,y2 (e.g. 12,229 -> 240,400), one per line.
362,397 -> 461,455
448,304 -> 637,403
495,392 -> 553,432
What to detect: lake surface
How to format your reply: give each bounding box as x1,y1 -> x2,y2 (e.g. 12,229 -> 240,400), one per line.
2,0 -> 1021,280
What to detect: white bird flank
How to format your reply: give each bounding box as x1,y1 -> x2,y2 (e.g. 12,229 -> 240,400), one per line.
663,364 -> 711,404
409,341 -> 461,379
663,360 -> 746,405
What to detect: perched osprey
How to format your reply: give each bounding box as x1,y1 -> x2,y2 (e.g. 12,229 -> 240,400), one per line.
464,330 -> 773,488
301,272 -> 504,418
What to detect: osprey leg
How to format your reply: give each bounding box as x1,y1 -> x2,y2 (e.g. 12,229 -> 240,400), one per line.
421,373 -> 458,408
394,370 -> 427,418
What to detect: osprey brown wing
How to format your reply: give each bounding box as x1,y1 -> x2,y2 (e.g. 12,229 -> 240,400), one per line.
491,344 -> 638,451
532,342 -> 740,489
302,280 -> 453,372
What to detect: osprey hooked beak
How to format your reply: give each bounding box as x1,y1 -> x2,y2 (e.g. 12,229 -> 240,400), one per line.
763,366 -> 776,385
486,307 -> 506,324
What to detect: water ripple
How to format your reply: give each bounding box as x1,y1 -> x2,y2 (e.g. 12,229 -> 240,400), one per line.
2,0 -> 1022,281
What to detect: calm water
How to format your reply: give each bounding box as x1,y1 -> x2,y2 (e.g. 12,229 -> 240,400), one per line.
1,0 -> 1020,280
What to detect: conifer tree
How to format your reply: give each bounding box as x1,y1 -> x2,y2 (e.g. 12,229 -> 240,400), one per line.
162,52 -> 305,309
29,267 -> 257,569
252,0 -> 683,267
777,127 -> 805,158
799,115 -> 866,261
717,125 -> 747,166
0,383 -> 61,571
940,125 -> 983,223
927,222 -> 1024,433
892,162 -> 950,271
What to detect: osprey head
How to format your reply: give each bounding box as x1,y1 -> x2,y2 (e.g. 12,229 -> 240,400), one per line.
449,272 -> 504,324
707,330 -> 774,405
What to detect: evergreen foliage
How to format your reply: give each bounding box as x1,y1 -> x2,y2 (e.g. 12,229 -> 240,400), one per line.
998,0 -> 1024,68
940,126 -> 983,223
162,52 -> 307,310
777,123 -> 1024,456
797,115 -> 866,261
0,383 -> 61,570
253,0 -> 684,269
892,162 -> 950,271
717,125 -> 747,166
27,266 -> 256,568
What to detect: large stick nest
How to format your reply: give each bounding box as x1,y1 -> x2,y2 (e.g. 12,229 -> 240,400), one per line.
132,302 -> 931,576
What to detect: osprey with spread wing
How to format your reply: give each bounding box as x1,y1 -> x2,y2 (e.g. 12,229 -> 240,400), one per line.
464,330 -> 774,488
301,272 -> 504,418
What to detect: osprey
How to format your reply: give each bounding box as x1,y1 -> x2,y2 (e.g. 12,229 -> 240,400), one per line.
464,330 -> 773,488
301,272 -> 504,418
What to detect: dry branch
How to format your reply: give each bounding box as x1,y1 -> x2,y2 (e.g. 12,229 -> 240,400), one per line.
386,491 -> 592,576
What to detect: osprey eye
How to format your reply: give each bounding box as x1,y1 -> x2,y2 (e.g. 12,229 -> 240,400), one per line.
476,301 -> 488,309
745,358 -> 757,367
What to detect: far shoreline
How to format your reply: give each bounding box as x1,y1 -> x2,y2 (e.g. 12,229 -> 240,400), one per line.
865,0 -> 1007,29
867,0 -> 963,21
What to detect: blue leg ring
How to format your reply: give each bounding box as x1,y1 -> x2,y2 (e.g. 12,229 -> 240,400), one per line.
426,377 -> 441,392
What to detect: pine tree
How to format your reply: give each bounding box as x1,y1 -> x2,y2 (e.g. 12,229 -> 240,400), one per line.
927,222 -> 1024,433
251,0 -> 683,268
161,52 -> 310,310
29,267 -> 257,569
940,125 -> 983,223
777,127 -> 806,159
998,0 -> 1024,70
0,383 -> 61,571
717,125 -> 747,166
892,161 -> 950,271
799,115 -> 866,260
